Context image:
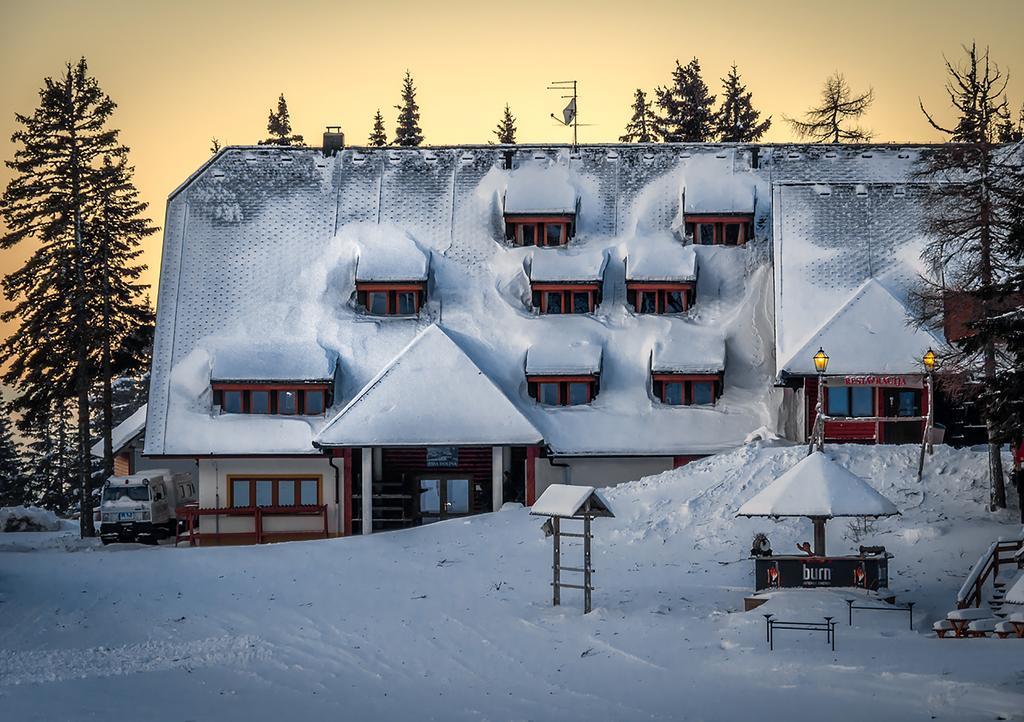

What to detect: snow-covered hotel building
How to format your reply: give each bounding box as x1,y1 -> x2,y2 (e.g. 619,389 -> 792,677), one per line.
145,140 -> 947,543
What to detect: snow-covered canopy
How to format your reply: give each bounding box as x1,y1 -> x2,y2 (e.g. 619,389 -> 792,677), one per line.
625,236 -> 697,282
353,225 -> 429,282
530,483 -> 614,518
211,341 -> 337,382
315,325 -> 542,447
530,247 -> 607,283
526,340 -> 602,376
651,331 -> 725,374
504,164 -> 578,216
737,452 -> 899,518
682,155 -> 758,215
781,279 -> 944,376
90,404 -> 146,458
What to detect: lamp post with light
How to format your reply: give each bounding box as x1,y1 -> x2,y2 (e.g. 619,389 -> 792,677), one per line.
918,348 -> 937,479
808,347 -> 830,454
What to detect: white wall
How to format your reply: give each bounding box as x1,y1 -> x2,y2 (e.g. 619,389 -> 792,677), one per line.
196,457 -> 339,538
534,456 -> 675,498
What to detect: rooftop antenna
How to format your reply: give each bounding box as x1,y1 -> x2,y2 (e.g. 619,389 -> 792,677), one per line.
548,80 -> 578,151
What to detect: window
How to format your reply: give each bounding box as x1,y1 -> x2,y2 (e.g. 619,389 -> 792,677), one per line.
685,216 -> 753,246
356,283 -> 426,316
228,477 -> 321,508
507,216 -> 574,247
531,284 -> 600,314
545,223 -> 564,246
882,388 -> 921,418
213,385 -> 332,415
528,377 -> 598,406
653,374 -> 721,406
827,386 -> 875,418
627,284 -> 694,314
518,224 -> 536,246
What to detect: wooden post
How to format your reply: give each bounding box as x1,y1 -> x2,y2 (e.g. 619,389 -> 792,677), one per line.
812,517 -> 827,556
491,446 -> 503,512
526,446 -> 538,505
342,449 -> 353,537
583,513 -> 592,614
361,447 -> 373,535
552,517 -> 561,606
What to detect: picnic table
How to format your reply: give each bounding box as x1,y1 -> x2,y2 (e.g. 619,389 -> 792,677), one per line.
1009,611 -> 1024,638
946,607 -> 994,637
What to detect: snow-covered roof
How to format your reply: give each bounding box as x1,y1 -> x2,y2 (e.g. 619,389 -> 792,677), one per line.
530,484 -> 614,518
781,278 -> 944,376
1007,574 -> 1024,605
526,340 -> 602,376
625,236 -> 697,282
353,225 -> 429,282
90,404 -> 147,458
315,325 -> 542,447
773,181 -> 942,378
736,452 -> 899,518
211,340 -> 336,382
651,331 -> 725,374
682,154 -> 758,215
530,247 -> 607,283
504,164 -> 578,216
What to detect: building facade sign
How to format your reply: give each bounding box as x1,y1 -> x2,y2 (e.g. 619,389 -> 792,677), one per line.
823,374 -> 923,389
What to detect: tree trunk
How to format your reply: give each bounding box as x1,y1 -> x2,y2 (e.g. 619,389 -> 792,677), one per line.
100,216 -> 114,482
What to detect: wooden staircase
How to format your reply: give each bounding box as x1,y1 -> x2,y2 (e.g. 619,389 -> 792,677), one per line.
352,478 -> 417,533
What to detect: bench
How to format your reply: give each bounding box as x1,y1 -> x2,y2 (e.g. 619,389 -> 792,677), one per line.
946,607 -> 994,637
994,621 -> 1017,639
966,618 -> 999,637
932,619 -> 954,638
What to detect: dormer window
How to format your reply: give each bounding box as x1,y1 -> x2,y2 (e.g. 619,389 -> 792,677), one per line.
525,341 -> 602,406
212,384 -> 333,415
627,283 -> 694,314
531,283 -> 600,314
652,374 -> 722,406
507,217 -> 574,247
684,215 -> 752,246
356,282 -> 426,316
528,248 -> 606,315
625,242 -> 697,313
527,376 -> 597,406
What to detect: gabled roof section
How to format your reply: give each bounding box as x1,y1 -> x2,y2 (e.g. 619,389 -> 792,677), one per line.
211,340 -> 337,382
781,278 -> 943,376
90,404 -> 147,458
681,153 -> 758,215
504,164 -> 578,216
530,484 -> 614,518
315,325 -> 542,447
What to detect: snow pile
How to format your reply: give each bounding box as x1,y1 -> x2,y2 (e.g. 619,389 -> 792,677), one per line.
90,404 -> 146,458
0,506 -> 61,533
529,246 -> 607,283
525,339 -> 602,375
504,163 -> 578,215
651,328 -> 725,373
681,154 -> 759,214
352,224 -> 430,282
531,484 -> 613,518
211,340 -> 336,381
624,234 -> 697,282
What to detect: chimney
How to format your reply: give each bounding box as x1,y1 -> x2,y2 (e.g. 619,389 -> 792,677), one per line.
323,126 -> 345,156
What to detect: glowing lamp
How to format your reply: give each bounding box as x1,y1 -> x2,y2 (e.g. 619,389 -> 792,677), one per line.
813,347 -> 830,374
923,348 -> 937,372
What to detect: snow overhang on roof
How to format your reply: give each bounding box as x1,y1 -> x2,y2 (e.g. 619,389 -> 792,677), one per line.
651,331 -> 725,374
314,325 -> 542,447
682,161 -> 757,215
530,484 -> 614,518
736,451 -> 899,519
780,278 -> 945,377
625,238 -> 697,282
211,341 -> 337,382
503,165 -> 578,216
353,225 -> 430,282
90,404 -> 147,458
526,340 -> 603,376
529,248 -> 607,284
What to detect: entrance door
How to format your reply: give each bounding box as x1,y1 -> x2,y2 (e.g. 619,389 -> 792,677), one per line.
418,476 -> 471,523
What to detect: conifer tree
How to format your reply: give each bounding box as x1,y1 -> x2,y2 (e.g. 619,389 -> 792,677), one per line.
786,72 -> 874,143
210,137 -> 221,154
913,43 -> 1015,509
0,58 -> 125,534
260,94 -> 304,146
997,103 -> 1023,143
715,64 -> 772,143
394,71 -> 424,146
654,58 -> 716,142
619,89 -> 658,143
493,104 -> 517,144
0,405 -> 26,508
368,109 -> 388,146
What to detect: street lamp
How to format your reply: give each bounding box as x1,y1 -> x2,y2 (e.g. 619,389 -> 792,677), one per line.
809,347 -> 829,454
922,348 -> 937,373
918,348 -> 938,479
813,347 -> 830,374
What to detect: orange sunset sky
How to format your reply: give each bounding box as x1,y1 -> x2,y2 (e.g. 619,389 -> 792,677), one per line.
1,0 -> 1023,329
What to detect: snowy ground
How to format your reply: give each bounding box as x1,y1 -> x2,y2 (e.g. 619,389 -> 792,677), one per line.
1,443 -> 1022,721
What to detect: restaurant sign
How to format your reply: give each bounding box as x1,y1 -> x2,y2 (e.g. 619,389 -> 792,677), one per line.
823,374 -> 923,389
754,556 -> 889,591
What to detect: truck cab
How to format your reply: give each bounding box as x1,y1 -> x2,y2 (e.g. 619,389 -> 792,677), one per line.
99,470 -> 193,544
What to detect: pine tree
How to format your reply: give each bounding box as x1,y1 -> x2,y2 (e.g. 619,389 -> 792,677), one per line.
0,405 -> 26,508
786,72 -> 874,143
715,64 -> 772,143
493,104 -> 517,144
210,137 -> 222,154
997,103 -> 1023,143
0,58 -> 125,535
259,94 -> 304,146
619,89 -> 658,143
913,44 -> 1015,509
394,71 -> 424,147
85,157 -> 154,480
654,58 -> 716,142
368,109 -> 388,146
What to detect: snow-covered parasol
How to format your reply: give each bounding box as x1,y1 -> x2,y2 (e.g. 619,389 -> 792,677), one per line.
736,452 -> 899,556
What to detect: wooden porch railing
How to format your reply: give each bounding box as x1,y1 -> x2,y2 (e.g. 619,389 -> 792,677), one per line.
175,504 -> 329,546
956,531 -> 1024,609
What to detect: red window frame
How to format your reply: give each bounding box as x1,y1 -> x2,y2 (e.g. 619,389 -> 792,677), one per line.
227,476 -> 323,509
527,375 -> 597,406
505,216 -> 574,247
652,373 -> 722,406
684,215 -> 753,246
626,282 -> 695,313
531,283 -> 600,314
355,282 -> 426,316
212,384 -> 332,415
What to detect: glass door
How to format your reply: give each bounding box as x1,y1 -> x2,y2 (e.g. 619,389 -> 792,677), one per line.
418,476 -> 471,523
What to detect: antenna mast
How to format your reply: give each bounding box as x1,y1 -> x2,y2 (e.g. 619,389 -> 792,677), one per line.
548,80 -> 578,151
